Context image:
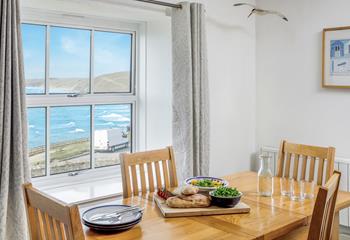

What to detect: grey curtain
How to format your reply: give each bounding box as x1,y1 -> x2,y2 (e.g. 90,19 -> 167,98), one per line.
0,0 -> 30,239
172,2 -> 209,181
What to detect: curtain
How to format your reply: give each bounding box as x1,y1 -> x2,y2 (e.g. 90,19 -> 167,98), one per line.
172,2 -> 209,181
0,0 -> 30,239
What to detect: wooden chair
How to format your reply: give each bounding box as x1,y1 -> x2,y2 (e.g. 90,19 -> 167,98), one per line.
277,140 -> 335,185
23,183 -> 85,240
279,171 -> 341,240
120,146 -> 178,198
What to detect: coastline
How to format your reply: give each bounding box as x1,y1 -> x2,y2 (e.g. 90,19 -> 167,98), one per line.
29,138 -> 129,177
26,71 -> 130,94
29,138 -> 89,157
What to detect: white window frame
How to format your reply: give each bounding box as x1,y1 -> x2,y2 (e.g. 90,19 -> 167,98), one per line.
23,8 -> 147,190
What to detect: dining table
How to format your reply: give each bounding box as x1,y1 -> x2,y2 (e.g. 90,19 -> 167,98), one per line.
83,171 -> 350,240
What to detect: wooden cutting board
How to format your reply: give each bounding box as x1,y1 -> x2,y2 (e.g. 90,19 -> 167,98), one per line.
154,195 -> 250,218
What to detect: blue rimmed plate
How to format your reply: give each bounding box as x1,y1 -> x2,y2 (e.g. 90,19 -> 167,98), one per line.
185,176 -> 229,191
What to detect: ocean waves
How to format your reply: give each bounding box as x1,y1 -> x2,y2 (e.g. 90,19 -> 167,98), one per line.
61,121 -> 76,128
28,105 -> 131,149
69,128 -> 85,133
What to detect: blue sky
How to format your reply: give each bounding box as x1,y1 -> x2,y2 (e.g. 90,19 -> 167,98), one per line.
22,24 -> 132,80
22,24 -> 46,80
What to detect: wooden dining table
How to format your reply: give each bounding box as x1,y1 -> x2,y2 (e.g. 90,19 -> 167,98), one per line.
83,171 -> 350,240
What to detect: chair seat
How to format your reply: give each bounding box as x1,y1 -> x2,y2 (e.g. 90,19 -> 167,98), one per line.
279,225 -> 309,240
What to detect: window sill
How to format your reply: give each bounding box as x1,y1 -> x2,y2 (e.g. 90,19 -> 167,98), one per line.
32,166 -> 123,204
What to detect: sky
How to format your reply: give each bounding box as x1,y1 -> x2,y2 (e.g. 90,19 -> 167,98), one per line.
22,23 -> 132,80
22,24 -> 46,80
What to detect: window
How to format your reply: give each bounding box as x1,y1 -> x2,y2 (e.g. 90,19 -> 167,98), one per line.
94,31 -> 132,93
49,27 -> 91,94
28,107 -> 46,176
23,24 -> 46,94
50,106 -> 91,175
23,23 -> 136,178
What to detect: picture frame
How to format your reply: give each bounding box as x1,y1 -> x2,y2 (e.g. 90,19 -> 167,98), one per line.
323,26 -> 350,88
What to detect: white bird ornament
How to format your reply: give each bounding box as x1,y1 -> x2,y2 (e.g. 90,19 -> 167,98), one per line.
233,3 -> 288,22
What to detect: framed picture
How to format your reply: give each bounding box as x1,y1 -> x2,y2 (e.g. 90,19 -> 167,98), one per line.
323,26 -> 350,88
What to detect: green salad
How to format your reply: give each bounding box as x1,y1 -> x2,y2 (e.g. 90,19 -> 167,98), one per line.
190,179 -> 224,187
211,186 -> 240,197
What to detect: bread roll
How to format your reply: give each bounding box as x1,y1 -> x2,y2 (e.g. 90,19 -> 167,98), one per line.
181,185 -> 199,195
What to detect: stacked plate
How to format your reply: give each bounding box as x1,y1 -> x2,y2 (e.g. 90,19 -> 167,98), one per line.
82,205 -> 143,232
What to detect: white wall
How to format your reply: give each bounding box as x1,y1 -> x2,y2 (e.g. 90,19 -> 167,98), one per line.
202,0 -> 256,175
256,0 -> 350,158
152,0 -> 257,176
22,0 -> 256,177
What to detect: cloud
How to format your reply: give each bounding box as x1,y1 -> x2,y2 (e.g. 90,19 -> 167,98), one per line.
61,36 -> 79,54
94,49 -> 130,75
95,49 -> 115,64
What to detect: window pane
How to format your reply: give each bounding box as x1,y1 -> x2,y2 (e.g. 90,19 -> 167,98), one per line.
94,31 -> 132,93
94,104 -> 131,167
49,27 -> 90,94
28,108 -> 46,177
50,106 -> 91,174
22,24 -> 46,94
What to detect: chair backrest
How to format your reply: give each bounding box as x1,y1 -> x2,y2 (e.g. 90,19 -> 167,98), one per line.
120,146 -> 178,198
277,140 -> 335,185
23,183 -> 85,240
308,171 -> 341,240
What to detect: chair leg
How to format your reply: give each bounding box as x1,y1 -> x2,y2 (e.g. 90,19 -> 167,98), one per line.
332,211 -> 340,240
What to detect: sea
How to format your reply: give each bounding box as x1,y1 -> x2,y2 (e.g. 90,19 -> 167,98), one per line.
28,99 -> 131,149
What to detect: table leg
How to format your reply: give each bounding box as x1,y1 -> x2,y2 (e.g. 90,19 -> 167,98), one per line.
332,212 -> 339,240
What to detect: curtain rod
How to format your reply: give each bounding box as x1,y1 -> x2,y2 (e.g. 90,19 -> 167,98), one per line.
134,0 -> 182,9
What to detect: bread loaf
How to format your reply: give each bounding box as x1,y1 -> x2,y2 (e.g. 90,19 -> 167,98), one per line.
166,194 -> 210,208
